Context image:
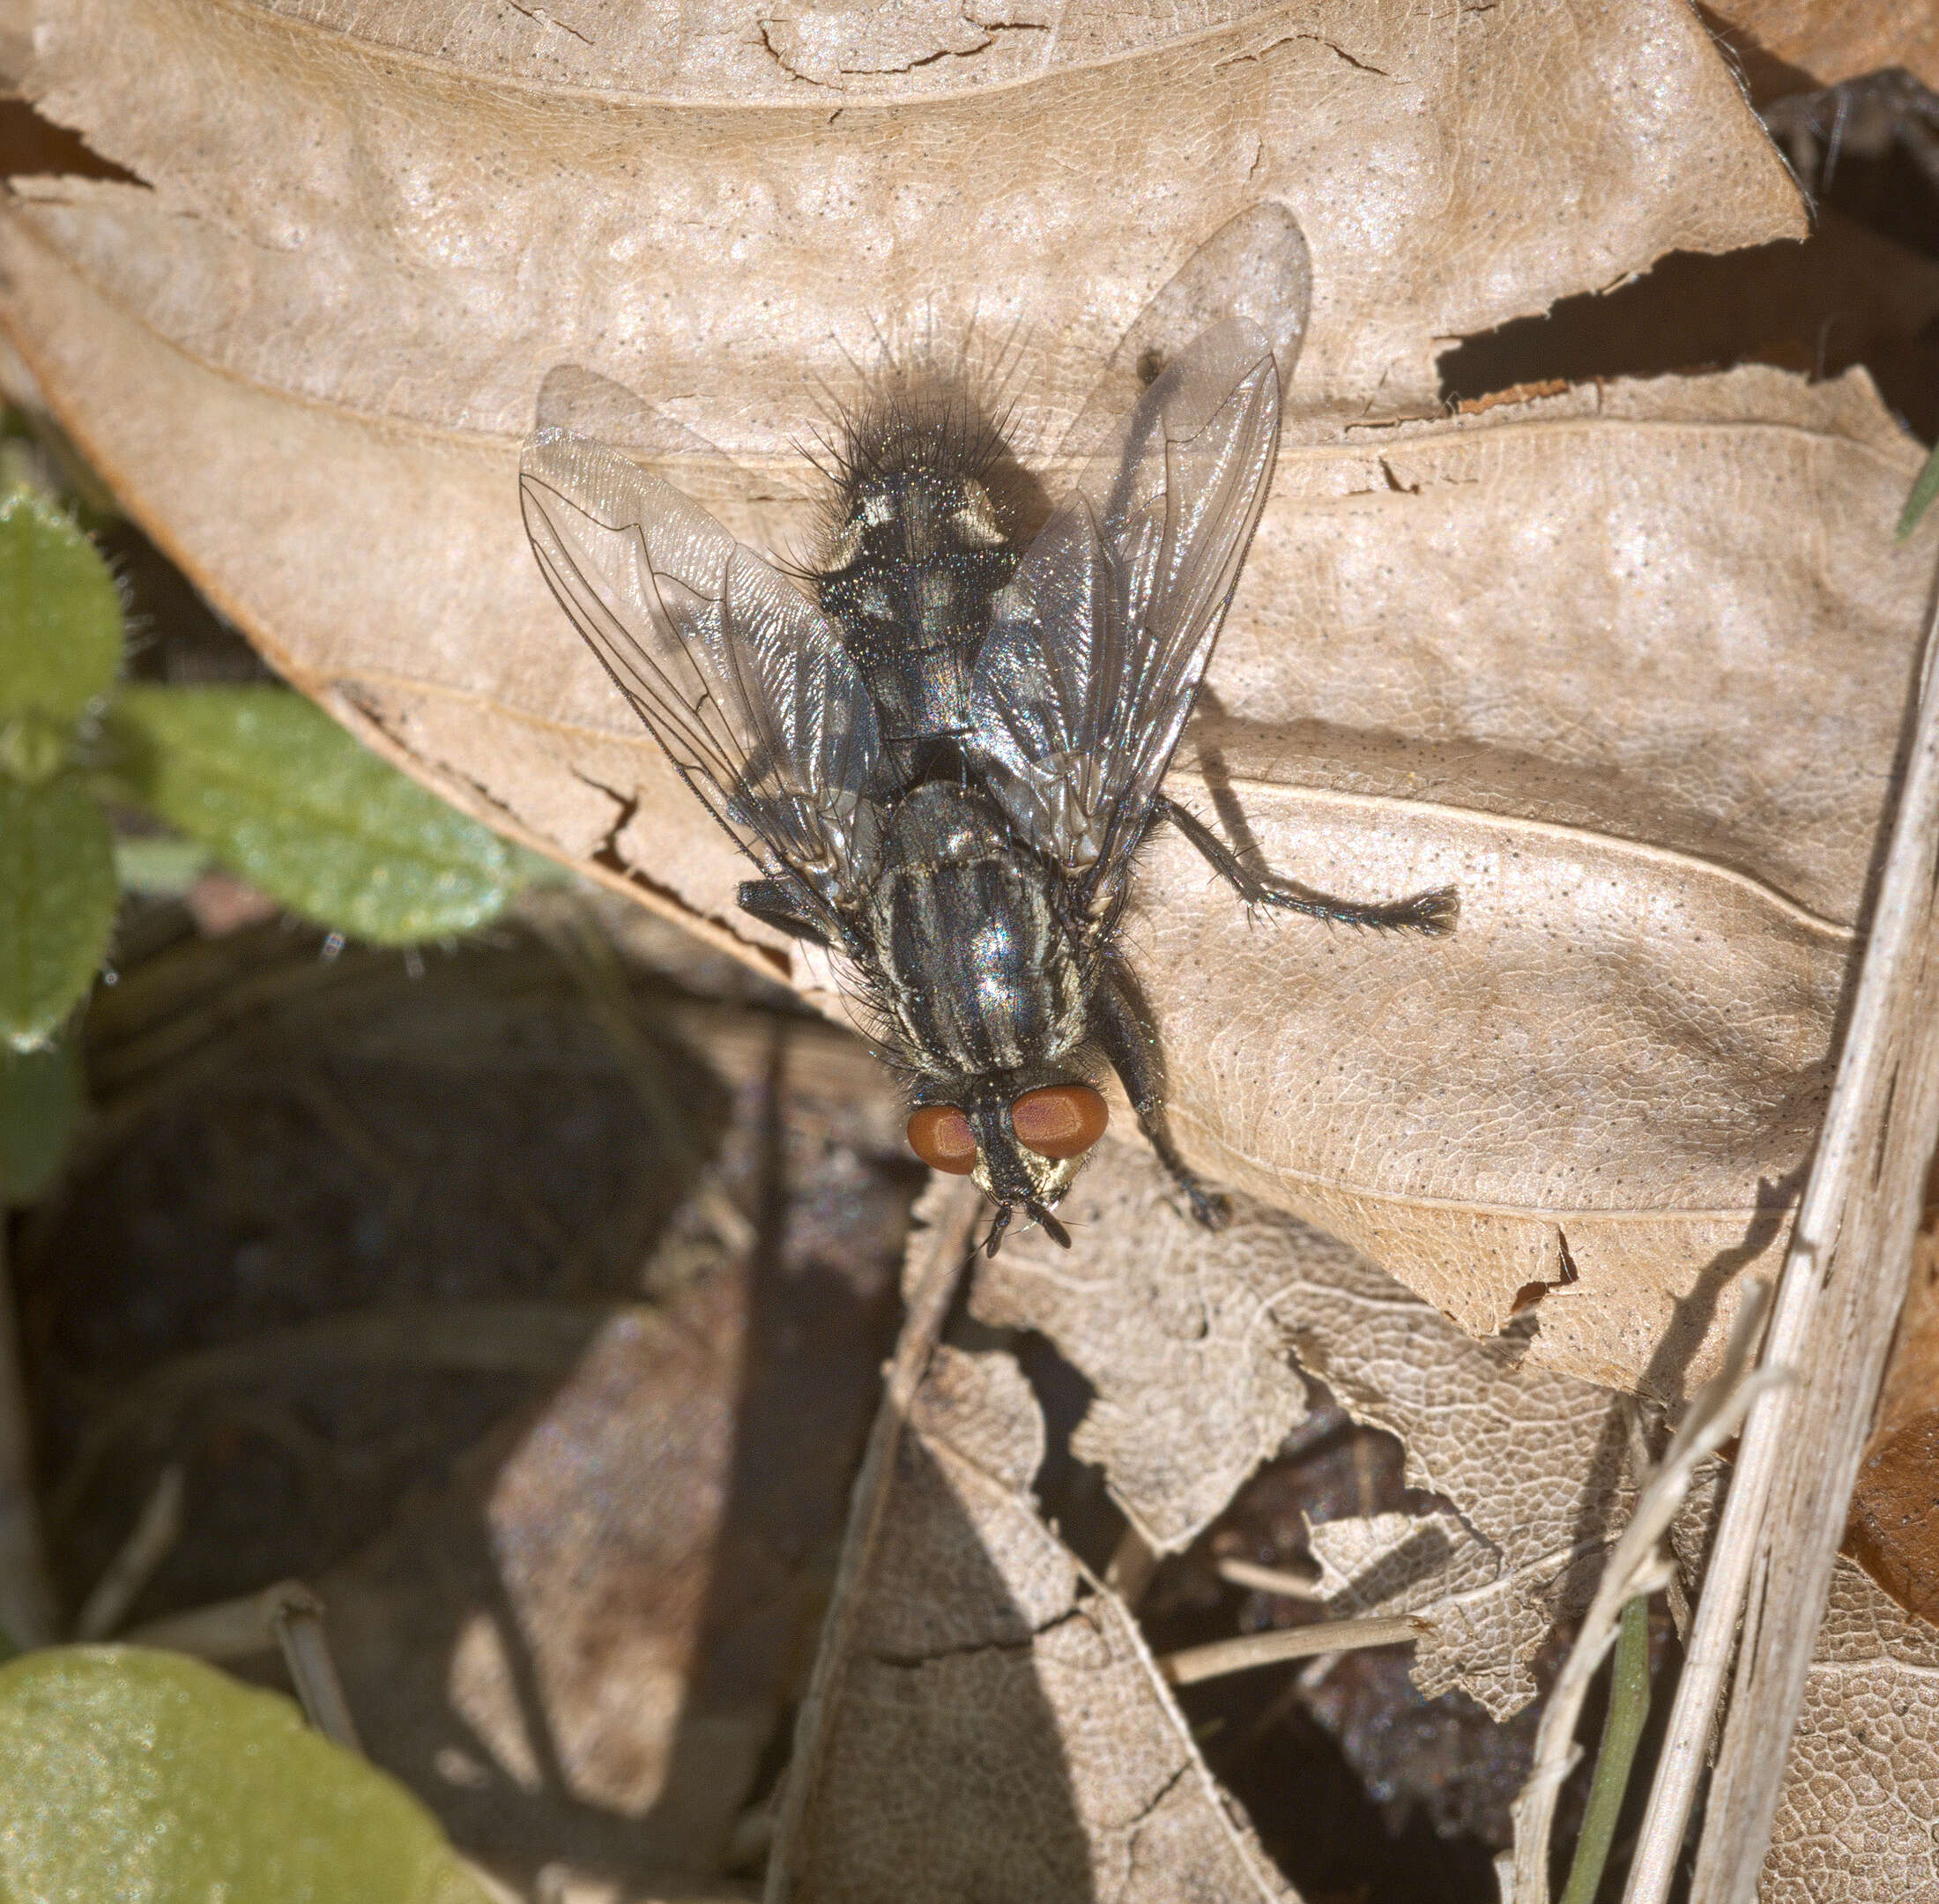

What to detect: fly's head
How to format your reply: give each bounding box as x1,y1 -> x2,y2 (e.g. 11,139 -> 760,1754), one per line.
903,1065 -> 1111,1256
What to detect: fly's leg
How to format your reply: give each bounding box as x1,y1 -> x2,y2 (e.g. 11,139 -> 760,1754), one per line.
738,878 -> 835,948
1152,794 -> 1457,934
1093,971 -> 1230,1230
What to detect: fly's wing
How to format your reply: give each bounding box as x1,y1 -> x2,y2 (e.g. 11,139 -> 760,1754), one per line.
521,424 -> 880,911
1053,204 -> 1307,466
969,316 -> 1281,911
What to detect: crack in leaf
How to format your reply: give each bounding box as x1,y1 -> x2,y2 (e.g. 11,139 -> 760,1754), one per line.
863,1600 -> 1103,1672
1216,32 -> 1394,78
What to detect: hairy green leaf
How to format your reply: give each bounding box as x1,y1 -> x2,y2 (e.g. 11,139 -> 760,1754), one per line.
0,775 -> 115,1051
108,685 -> 521,944
0,1038 -> 82,1202
0,490 -> 121,729
0,1647 -> 494,1904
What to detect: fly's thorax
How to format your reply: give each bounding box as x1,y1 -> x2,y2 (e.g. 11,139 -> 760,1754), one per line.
816,451 -> 1020,752
862,784 -> 1089,1077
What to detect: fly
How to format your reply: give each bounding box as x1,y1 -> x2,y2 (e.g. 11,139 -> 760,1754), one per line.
520,212 -> 1456,1254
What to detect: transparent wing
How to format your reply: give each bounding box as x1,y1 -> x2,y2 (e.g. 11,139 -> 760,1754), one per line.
969,316 -> 1281,908
521,424 -> 880,907
1052,203 -> 1307,466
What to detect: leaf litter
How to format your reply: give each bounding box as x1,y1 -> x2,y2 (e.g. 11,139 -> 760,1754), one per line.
5,0 -> 1939,1897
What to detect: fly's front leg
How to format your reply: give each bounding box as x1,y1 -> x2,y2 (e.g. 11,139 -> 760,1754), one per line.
1152,794 -> 1457,934
1093,971 -> 1229,1231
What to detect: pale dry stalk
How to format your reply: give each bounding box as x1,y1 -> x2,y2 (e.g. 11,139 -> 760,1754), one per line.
1506,1285 -> 1779,1904
1157,1616 -> 1423,1685
264,1580 -> 363,1752
1623,584 -> 1939,1904
73,1461 -> 183,1640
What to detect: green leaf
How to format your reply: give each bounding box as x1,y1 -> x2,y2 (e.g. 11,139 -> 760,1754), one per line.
0,490 -> 122,727
0,776 -> 116,1051
107,685 -> 522,946
0,1647 -> 494,1904
1902,441 -> 1939,541
0,1038 -> 82,1202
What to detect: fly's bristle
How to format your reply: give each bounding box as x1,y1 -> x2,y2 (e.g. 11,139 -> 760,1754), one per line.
798,324 -> 1046,582
805,375 -> 1013,567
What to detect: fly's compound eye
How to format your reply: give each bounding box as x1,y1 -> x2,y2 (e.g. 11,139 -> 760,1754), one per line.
907,1104 -> 979,1174
1010,1084 -> 1109,1160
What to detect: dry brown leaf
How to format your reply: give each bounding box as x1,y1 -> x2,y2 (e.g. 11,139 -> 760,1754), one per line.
0,2 -> 1860,1397
1849,1203 -> 1939,1621
773,1278 -> 1297,1899
973,1137 -> 1638,1717
1758,1555 -> 1939,1900
312,1005 -> 911,1887
1707,2 -> 1939,93
2,0 -> 1794,431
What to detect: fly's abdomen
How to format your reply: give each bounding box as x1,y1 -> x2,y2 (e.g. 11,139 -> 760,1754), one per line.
866,791 -> 1085,1075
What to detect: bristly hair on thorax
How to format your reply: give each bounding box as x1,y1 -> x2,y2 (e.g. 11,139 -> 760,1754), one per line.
795,318 -> 1051,568
793,326 -> 1056,793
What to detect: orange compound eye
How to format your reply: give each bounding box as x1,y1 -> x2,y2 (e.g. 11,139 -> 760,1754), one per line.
1011,1084 -> 1109,1160
907,1104 -> 979,1174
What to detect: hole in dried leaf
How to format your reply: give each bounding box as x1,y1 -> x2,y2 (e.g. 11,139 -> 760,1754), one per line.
0,98 -> 146,186
1441,75 -> 1939,440
1006,1328 -> 1125,1576
1136,1402 -> 1540,1901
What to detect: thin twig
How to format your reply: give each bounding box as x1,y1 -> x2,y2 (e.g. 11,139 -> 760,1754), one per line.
1557,1594 -> 1653,1904
1625,581 -> 1939,1904
264,1581 -> 362,1752
1216,1555 -> 1326,1601
123,1578 -> 362,1752
762,1179 -> 984,1904
0,1220 -> 60,1647
73,1462 -> 183,1640
1157,1616 -> 1423,1686
1508,1282 -> 1779,1904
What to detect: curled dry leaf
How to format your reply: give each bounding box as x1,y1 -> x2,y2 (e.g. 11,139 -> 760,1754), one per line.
975,1138 -> 1639,1718
1147,364 -> 1931,1396
0,0 -> 1793,431
308,1002 -> 913,1885
3,0 -> 1910,1395
772,1203 -> 1295,1900
1705,2 -> 1939,93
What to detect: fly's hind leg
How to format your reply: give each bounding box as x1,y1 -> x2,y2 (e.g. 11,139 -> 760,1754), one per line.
1093,970 -> 1230,1231
1152,793 -> 1457,934
738,878 -> 836,948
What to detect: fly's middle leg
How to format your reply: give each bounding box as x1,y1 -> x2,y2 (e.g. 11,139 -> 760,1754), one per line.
1152,794 -> 1458,933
